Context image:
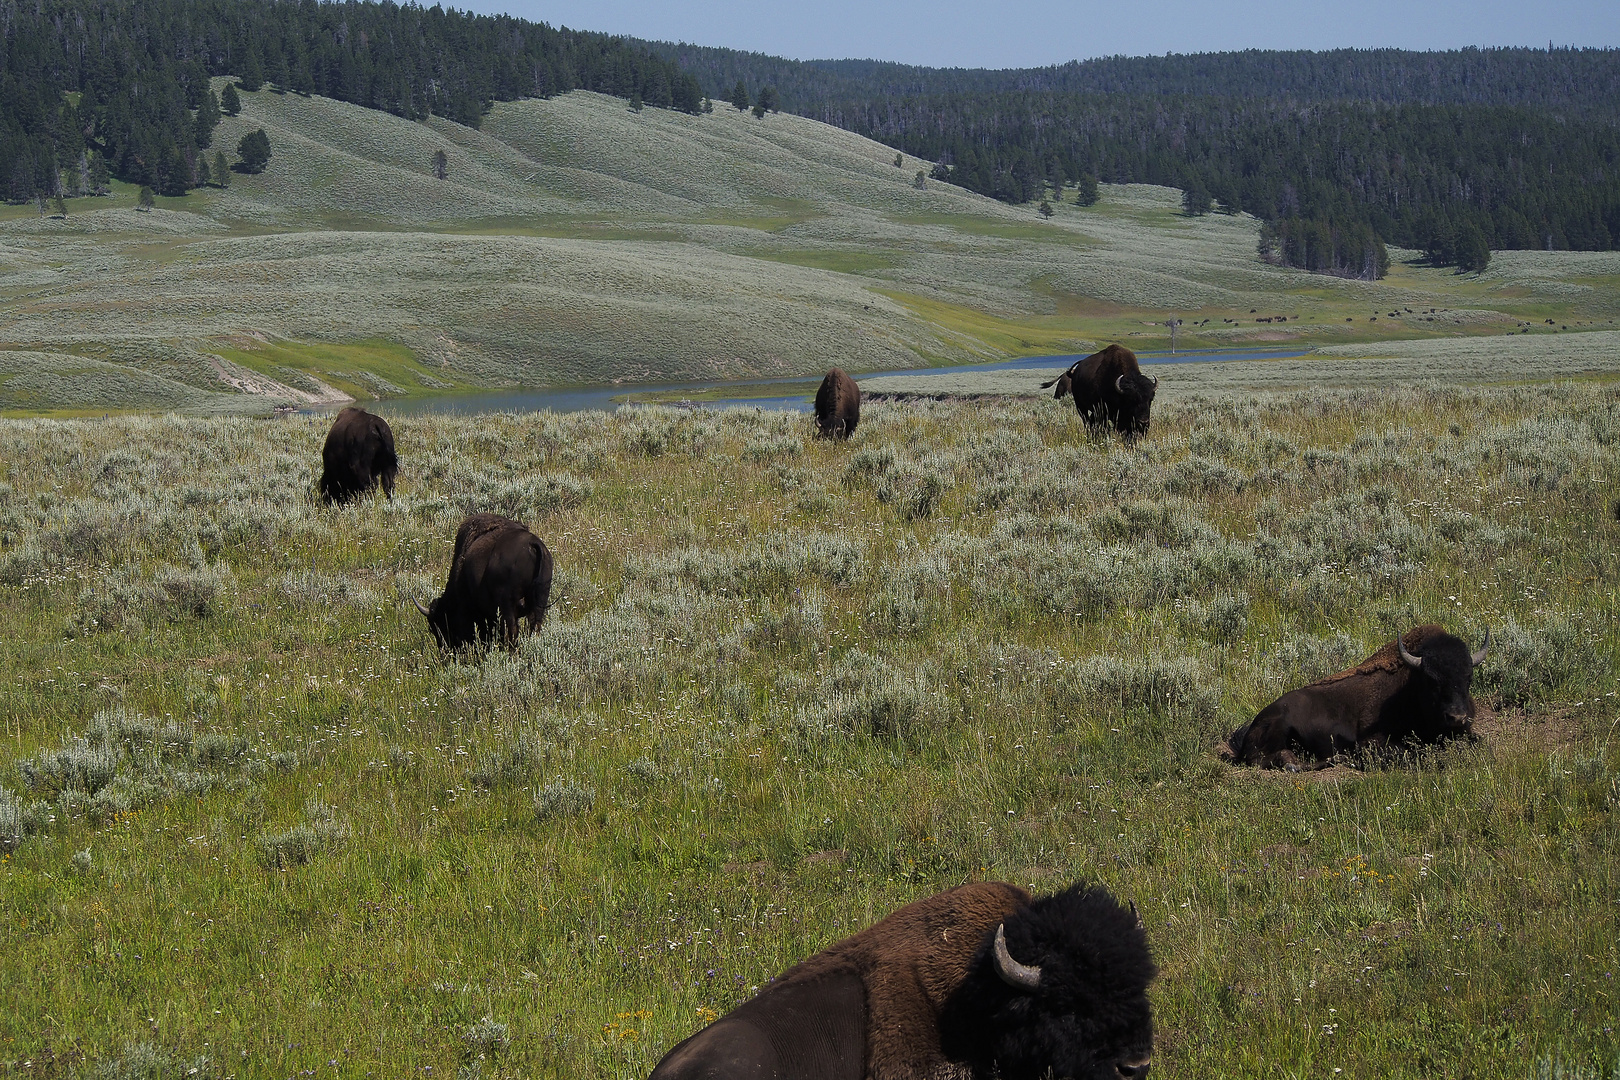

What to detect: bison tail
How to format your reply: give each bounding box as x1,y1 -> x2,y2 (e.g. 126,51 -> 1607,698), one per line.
1038,377 -> 1058,389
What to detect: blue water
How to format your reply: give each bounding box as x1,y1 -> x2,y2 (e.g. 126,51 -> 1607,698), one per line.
352,346 -> 1311,417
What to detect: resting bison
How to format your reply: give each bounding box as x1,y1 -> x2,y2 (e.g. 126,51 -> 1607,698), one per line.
1041,344 -> 1158,437
319,407 -> 398,504
648,881 -> 1156,1080
815,367 -> 860,439
416,513 -> 554,649
1228,624 -> 1489,771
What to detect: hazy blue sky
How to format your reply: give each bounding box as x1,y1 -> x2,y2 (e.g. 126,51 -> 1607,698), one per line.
455,0 -> 1619,68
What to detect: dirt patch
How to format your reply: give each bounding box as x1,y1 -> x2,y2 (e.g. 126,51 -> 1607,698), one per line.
205,354 -> 352,406
802,849 -> 845,867
1472,701 -> 1592,754
721,860 -> 770,880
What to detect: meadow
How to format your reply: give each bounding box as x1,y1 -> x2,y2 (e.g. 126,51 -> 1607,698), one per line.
0,381 -> 1616,1078
5,87 -> 1620,414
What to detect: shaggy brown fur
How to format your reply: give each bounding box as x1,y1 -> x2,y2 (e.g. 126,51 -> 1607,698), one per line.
815,368 -> 861,439
1229,624 -> 1484,770
1039,344 -> 1157,437
319,407 -> 398,504
418,514 -> 553,650
784,882 -> 1028,1077
649,881 -> 1156,1080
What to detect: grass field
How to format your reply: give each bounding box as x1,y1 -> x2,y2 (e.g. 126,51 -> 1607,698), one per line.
3,87 -> 1618,413
0,382 -> 1616,1077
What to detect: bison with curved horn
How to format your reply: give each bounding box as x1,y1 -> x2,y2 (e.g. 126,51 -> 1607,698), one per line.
1041,344 -> 1158,437
815,367 -> 861,439
648,880 -> 1156,1080
318,407 -> 398,504
416,513 -> 554,650
1228,624 -> 1489,771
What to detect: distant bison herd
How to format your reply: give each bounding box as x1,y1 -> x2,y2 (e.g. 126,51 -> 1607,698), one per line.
311,352 -> 1490,1077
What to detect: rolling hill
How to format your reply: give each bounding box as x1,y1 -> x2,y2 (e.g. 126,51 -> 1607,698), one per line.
3,85 -> 1618,414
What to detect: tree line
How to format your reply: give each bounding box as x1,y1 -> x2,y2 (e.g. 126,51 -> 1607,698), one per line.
643,42 -> 1620,276
5,0 -> 703,204
638,43 -> 1620,118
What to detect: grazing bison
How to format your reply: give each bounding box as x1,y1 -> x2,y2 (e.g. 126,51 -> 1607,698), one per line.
416,513 -> 553,649
648,881 -> 1156,1080
1228,624 -> 1489,771
815,367 -> 860,439
319,407 -> 398,504
1041,344 -> 1158,437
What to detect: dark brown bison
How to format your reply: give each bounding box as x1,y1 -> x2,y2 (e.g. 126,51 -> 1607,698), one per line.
1040,344 -> 1158,437
815,368 -> 860,438
1228,624 -> 1489,771
648,881 -> 1156,1080
416,513 -> 553,649
319,407 -> 398,504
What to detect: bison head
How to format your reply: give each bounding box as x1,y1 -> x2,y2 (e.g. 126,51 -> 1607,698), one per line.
1398,628 -> 1489,732
1111,372 -> 1158,436
416,596 -> 473,651
940,884 -> 1156,1080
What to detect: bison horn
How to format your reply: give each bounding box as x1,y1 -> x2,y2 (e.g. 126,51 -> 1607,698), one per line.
991,924 -> 1041,991
1471,628 -> 1490,667
1147,372 -> 1159,387
414,599 -> 431,617
1114,373 -> 1128,393
1130,900 -> 1144,931
1397,633 -> 1423,669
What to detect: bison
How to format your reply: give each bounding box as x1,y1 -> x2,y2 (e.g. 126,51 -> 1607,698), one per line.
416,513 -> 554,649
648,880 -> 1156,1080
1041,344 -> 1158,437
319,407 -> 398,504
815,367 -> 861,439
1228,624 -> 1490,771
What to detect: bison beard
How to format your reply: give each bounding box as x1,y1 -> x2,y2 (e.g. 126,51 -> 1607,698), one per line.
417,514 -> 554,650
1228,624 -> 1489,770
815,368 -> 860,439
319,407 -> 398,504
648,881 -> 1156,1080
1041,344 -> 1157,437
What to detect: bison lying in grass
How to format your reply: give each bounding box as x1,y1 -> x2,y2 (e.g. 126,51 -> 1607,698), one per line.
649,880 -> 1156,1080
1228,624 -> 1489,771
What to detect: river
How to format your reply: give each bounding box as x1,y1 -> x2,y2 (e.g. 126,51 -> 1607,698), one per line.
349,347 -> 1312,417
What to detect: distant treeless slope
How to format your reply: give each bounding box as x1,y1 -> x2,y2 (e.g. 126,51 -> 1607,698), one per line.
2,87 -> 1616,414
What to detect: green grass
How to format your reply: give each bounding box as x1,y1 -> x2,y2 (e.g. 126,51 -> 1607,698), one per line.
212,338 -> 466,402
0,386 -> 1615,1077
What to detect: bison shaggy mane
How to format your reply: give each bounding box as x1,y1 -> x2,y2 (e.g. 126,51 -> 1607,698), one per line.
940,883 -> 1157,1080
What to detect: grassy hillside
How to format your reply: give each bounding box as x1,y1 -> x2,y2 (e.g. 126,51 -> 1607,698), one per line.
4,87 -> 1618,414
0,387 -> 1615,1076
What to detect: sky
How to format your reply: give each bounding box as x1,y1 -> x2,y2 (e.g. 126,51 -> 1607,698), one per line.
453,0 -> 1620,69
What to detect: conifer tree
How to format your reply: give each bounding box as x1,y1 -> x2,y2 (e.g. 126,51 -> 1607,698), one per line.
730,80 -> 750,111
137,185 -> 155,211
221,83 -> 241,117
1075,174 -> 1099,206
236,129 -> 272,174
212,150 -> 230,187
194,89 -> 222,148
